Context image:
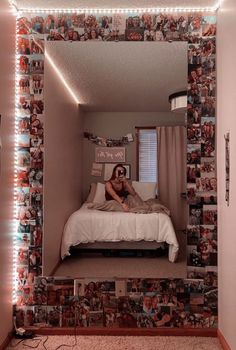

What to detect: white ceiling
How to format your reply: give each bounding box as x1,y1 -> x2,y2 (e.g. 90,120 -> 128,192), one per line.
45,42 -> 187,112
15,0 -> 217,9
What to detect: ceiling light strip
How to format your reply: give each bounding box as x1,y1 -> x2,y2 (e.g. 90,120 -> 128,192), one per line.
14,7 -> 217,14
45,50 -> 79,105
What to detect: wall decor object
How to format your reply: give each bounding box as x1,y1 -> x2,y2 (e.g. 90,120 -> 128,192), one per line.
91,162 -> 103,177
84,131 -> 132,147
104,163 -> 131,181
224,132 -> 230,206
95,147 -> 126,163
13,10 -> 218,331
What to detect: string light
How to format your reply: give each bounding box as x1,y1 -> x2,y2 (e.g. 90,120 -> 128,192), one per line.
8,0 -> 222,14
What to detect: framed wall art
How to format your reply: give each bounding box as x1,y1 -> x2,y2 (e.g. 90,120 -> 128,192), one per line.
95,147 -> 126,163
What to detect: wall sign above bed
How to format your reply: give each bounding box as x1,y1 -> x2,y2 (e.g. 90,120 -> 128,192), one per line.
95,146 -> 126,163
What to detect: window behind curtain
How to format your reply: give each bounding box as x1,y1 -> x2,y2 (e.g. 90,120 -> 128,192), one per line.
136,128 -> 157,182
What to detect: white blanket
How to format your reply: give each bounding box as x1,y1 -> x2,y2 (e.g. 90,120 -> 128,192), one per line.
61,203 -> 179,262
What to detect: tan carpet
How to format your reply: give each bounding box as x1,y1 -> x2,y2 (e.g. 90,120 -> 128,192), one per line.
54,232 -> 186,278
7,335 -> 222,350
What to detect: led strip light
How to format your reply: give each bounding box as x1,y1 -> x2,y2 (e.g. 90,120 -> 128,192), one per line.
13,14 -> 21,304
9,0 -> 223,14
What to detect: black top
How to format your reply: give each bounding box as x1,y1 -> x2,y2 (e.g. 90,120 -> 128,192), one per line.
105,181 -> 129,201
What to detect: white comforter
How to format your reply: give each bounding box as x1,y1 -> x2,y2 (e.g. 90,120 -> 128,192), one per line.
61,203 -> 179,262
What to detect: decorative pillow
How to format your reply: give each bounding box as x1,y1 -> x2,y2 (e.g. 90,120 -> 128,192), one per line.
132,181 -> 157,201
93,182 -> 106,203
85,183 -> 97,203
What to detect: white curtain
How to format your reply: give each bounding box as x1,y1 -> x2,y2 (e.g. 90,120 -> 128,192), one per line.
157,126 -> 187,230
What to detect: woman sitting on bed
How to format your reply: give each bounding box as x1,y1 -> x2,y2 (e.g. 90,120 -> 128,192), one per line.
105,164 -> 136,212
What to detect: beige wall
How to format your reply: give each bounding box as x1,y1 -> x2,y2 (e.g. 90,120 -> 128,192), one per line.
43,59 -> 83,275
217,1 -> 236,349
82,111 -> 185,201
0,0 -> 15,344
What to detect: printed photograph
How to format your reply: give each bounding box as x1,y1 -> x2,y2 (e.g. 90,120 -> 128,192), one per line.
16,187 -> 30,206
30,146 -> 44,169
18,133 -> 30,148
30,37 -> 44,54
18,36 -> 31,55
201,140 -> 215,157
187,144 -> 201,164
30,74 -> 44,95
187,124 -> 201,143
19,76 -> 30,94
30,15 -> 45,34
61,306 -> 76,327
201,157 -> 215,175
187,164 -> 200,183
47,306 -> 61,327
201,96 -> 215,117
203,205 -> 217,225
47,278 -> 74,306
29,247 -> 42,267
196,177 -> 217,192
17,166 -> 30,187
201,117 -> 215,141
125,28 -> 144,41
30,224 -> 43,246
188,44 -> 202,65
30,114 -> 44,137
189,204 -> 203,225
17,247 -> 29,266
19,55 -> 31,74
34,306 -> 47,326
30,188 -> 43,207
18,115 -> 30,134
187,104 -> 201,125
187,183 -> 197,204
88,311 -> 104,327
187,225 -> 200,245
30,57 -> 44,74
16,232 -> 30,249
29,168 -> 43,188
17,17 -> 31,35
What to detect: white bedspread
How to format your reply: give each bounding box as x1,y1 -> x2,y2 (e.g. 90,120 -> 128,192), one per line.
61,203 -> 179,262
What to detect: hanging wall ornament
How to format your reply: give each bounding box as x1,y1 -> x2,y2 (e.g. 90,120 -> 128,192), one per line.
83,131 -> 133,147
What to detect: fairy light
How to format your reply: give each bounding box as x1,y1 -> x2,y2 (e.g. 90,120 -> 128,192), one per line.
12,13 -> 21,304
8,2 -> 222,14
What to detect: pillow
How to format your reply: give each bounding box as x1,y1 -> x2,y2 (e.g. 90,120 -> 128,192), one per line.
85,183 -> 97,203
92,182 -> 106,203
132,181 -> 157,201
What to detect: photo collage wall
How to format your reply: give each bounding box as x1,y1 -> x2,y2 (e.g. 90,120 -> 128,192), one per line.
15,11 -> 217,329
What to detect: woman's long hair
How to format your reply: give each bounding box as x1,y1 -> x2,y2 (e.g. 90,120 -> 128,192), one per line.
110,164 -> 126,180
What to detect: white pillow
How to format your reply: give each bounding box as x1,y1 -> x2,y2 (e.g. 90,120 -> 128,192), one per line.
93,182 -> 106,203
132,181 -> 157,201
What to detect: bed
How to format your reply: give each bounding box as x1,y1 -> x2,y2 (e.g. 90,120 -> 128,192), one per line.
61,202 -> 179,263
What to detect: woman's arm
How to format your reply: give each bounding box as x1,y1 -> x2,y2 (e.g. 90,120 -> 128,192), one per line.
123,180 -> 136,196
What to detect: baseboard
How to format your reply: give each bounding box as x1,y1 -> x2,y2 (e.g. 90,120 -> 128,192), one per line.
0,332 -> 13,350
217,329 -> 231,350
27,327 -> 217,337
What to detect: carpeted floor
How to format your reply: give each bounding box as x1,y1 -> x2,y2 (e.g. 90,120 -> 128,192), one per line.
7,335 -> 223,350
54,232 -> 186,279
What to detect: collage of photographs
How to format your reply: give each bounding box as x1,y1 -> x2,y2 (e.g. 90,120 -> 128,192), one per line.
15,277 -> 217,328
14,11 -> 217,329
16,14 -> 45,308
